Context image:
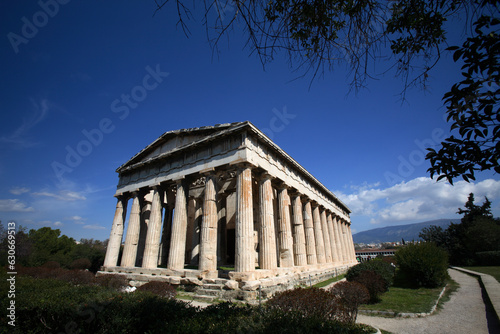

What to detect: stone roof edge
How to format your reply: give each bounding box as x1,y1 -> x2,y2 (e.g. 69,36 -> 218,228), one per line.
116,122 -> 246,173
244,122 -> 352,215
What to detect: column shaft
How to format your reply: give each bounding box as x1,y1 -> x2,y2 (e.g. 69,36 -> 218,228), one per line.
327,213 -> 340,265
277,187 -> 294,267
340,220 -> 348,264
104,197 -> 127,267
235,166 -> 255,272
121,193 -> 141,267
199,175 -> 218,272
333,215 -> 344,265
259,175 -> 277,270
303,201 -> 317,265
320,209 -> 333,263
167,180 -> 189,270
312,205 -> 326,264
142,187 -> 164,269
346,223 -> 356,263
291,195 -> 307,266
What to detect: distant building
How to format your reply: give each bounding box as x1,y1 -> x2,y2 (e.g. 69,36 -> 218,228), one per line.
355,249 -> 396,262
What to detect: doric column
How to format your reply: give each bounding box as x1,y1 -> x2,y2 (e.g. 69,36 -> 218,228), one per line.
159,200 -> 173,267
346,223 -> 356,263
142,186 -> 164,269
121,192 -> 142,267
312,204 -> 326,264
291,193 -> 307,266
189,198 -> 202,265
235,165 -> 255,272
199,174 -> 218,273
332,215 -> 344,265
136,197 -> 151,266
167,179 -> 189,270
303,200 -> 317,265
339,219 -> 348,264
277,186 -> 294,268
258,173 -> 277,270
320,208 -> 333,263
326,212 -> 340,265
104,196 -> 128,267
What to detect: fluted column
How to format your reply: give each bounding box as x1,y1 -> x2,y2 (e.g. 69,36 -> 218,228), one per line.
235,165 -> 255,272
199,174 -> 218,273
142,186 -> 164,269
291,193 -> 307,266
121,192 -> 142,267
277,186 -> 294,267
303,200 -> 317,265
346,223 -> 356,263
258,174 -> 277,270
326,212 -> 340,265
332,215 -> 344,265
320,208 -> 333,263
167,179 -> 189,270
104,196 -> 128,267
339,219 -> 348,264
312,204 -> 326,264
159,199 -> 173,267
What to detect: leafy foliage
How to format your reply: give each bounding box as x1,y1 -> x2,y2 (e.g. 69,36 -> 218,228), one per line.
0,225 -> 107,272
346,259 -> 395,289
427,15 -> 500,183
152,0 -> 499,182
136,281 -> 177,299
330,281 -> 369,323
0,271 -> 374,334
395,242 -> 449,288
419,193 -> 500,265
349,270 -> 387,303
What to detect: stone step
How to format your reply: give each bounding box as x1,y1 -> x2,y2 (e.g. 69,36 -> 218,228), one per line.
196,289 -> 222,297
192,295 -> 216,303
203,284 -> 224,291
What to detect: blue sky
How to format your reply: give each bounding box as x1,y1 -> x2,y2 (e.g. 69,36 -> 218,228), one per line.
1,1 -> 499,241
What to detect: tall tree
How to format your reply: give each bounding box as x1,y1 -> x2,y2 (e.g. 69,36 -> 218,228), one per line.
153,0 -> 499,183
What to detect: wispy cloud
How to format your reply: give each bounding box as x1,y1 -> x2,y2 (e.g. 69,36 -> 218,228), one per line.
336,177 -> 500,226
0,199 -> 34,212
83,224 -> 106,230
0,98 -> 49,148
32,190 -> 87,201
54,221 -> 63,227
9,187 -> 30,195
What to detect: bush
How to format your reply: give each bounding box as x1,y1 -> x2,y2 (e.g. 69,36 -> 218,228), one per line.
70,258 -> 92,270
266,287 -> 342,321
346,259 -> 395,290
475,251 -> 500,266
330,281 -> 369,323
95,274 -> 129,290
395,242 -> 449,288
136,281 -> 177,299
42,260 -> 61,269
349,270 -> 386,303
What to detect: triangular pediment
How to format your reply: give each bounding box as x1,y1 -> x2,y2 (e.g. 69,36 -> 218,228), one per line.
117,122 -> 247,172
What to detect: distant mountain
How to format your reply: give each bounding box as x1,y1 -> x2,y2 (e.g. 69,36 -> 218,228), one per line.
353,219 -> 461,244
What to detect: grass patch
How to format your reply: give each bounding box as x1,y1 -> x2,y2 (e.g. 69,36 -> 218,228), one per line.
461,266 -> 500,283
359,285 -> 445,314
313,274 -> 345,288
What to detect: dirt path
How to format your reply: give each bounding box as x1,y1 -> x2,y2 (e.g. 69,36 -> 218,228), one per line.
356,268 -> 499,334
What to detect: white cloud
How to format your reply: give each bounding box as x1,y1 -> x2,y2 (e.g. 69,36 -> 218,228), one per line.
9,187 -> 30,195
0,199 -> 34,212
336,177 -> 500,226
32,190 -> 86,201
83,224 -> 106,230
54,221 -> 63,227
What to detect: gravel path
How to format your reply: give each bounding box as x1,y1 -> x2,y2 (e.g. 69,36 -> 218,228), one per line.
356,268 -> 499,334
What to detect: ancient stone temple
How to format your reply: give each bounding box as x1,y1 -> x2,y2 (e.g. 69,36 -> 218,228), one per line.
99,121 -> 357,300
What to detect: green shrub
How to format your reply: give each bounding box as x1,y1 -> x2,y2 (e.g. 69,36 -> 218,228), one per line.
395,242 -> 449,288
70,258 -> 92,270
346,259 -> 395,289
330,281 -> 369,323
95,273 -> 129,290
136,281 -> 177,299
351,270 -> 386,303
475,251 -> 500,266
266,287 -> 342,322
